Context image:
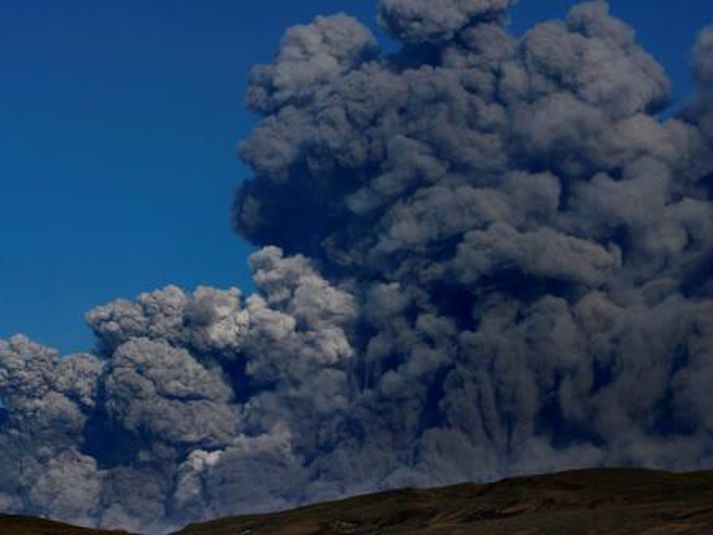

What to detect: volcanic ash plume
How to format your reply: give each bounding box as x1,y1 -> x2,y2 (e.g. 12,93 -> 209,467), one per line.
1,1 -> 712,531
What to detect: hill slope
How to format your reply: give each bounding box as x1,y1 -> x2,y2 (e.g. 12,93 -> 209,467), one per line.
0,514 -> 129,535
173,468 -> 713,534
2,468 -> 713,534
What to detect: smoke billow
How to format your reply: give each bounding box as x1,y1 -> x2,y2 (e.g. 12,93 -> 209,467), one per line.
1,1 -> 712,532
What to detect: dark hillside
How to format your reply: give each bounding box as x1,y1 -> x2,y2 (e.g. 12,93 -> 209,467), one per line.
0,514 -> 129,535
173,468 -> 713,535
4,468 -> 713,534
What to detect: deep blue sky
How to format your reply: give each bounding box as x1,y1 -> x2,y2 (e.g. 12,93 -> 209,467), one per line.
0,0 -> 710,353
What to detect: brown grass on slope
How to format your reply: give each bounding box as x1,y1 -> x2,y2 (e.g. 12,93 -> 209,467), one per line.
173,468 -> 713,535
3,468 -> 713,534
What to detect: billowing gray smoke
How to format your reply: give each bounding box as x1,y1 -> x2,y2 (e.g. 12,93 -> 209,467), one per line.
1,1 -> 712,532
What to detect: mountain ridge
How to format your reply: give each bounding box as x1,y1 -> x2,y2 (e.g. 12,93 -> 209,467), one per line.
4,468 -> 713,534
171,467 -> 713,534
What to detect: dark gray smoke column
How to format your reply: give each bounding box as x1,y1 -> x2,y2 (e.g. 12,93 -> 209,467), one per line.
1,1 -> 712,532
236,0 -> 713,503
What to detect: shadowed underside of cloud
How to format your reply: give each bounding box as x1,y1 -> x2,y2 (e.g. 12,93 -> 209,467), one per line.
1,1 -> 712,532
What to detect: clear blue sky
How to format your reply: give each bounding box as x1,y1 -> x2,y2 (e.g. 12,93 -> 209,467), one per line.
0,0 -> 710,353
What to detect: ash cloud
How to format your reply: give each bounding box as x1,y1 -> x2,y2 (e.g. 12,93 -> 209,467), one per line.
1,1 -> 713,532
